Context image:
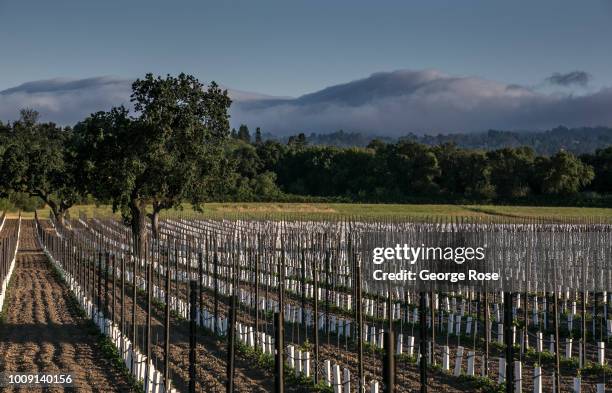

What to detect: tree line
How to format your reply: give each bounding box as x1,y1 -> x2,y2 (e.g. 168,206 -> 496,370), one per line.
295,127 -> 612,156
228,126 -> 612,205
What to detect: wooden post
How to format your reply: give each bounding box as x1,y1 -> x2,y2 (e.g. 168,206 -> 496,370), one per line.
275,237 -> 286,393
132,243 -> 138,352
430,290 -> 436,366
105,252 -> 110,319
504,292 -> 514,393
313,246 -> 320,384
213,248 -> 219,336
301,247 -> 307,337
274,312 -> 284,393
356,256 -> 364,393
484,290 -> 489,376
419,292 -> 428,393
121,256 -> 126,348
523,291 -> 528,355
145,249 -> 152,392
164,245 -> 171,391
174,240 -> 180,315
189,280 -> 197,393
383,330 -> 395,393
112,254 -> 116,328
553,291 -> 560,393
226,294 -> 237,393
582,291 -> 587,368
97,251 -> 102,318
255,239 -> 260,350
198,251 -> 204,327
325,249 -> 330,343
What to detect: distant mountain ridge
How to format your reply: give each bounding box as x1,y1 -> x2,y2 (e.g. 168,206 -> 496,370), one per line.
283,127 -> 612,156
3,70 -> 612,133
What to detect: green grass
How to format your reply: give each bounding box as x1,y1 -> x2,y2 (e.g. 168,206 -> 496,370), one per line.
11,202 -> 612,221
464,205 -> 612,220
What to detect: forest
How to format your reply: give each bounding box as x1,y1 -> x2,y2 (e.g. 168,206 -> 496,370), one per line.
227,125 -> 612,205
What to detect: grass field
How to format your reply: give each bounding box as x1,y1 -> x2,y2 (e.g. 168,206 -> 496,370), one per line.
10,202 -> 612,221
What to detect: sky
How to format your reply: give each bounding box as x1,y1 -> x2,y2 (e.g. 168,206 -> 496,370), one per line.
2,0 -> 612,134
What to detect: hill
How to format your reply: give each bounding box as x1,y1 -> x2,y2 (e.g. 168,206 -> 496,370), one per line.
291,127 -> 612,155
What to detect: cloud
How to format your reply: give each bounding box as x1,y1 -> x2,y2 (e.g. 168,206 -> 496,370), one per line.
0,76 -> 282,125
0,76 -> 133,125
2,70 -> 612,135
233,70 -> 612,135
545,71 -> 592,87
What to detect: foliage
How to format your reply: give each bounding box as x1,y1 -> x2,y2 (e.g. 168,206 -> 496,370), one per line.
535,151 -> 594,195
0,110 -> 81,223
72,73 -> 232,248
225,135 -> 607,204
581,361 -> 612,376
524,347 -> 555,364
581,146 -> 612,194
457,374 -> 504,393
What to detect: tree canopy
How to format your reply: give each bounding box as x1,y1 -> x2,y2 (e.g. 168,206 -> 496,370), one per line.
73,73 -> 232,251
0,109 -> 81,224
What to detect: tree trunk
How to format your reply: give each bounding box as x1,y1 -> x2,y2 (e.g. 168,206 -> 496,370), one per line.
150,211 -> 160,240
56,209 -> 67,228
47,200 -> 66,228
130,201 -> 148,259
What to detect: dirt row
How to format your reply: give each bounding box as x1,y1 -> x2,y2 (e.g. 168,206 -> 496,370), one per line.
0,220 -> 134,393
49,221 -> 275,393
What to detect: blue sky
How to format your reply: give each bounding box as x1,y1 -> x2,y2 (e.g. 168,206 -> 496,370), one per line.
2,0 -> 612,96
2,1 -> 612,134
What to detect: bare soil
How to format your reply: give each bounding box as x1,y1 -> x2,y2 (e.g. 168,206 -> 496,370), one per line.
0,220 -> 134,393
